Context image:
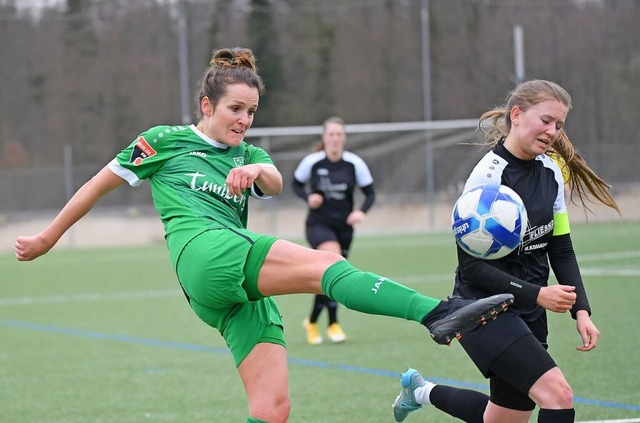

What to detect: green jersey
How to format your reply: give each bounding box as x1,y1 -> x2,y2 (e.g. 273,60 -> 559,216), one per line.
108,124 -> 276,266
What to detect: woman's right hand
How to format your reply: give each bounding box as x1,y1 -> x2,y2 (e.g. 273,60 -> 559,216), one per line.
15,233 -> 53,261
537,284 -> 576,313
307,193 -> 324,209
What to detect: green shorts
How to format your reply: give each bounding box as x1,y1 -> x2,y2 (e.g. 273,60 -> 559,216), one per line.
175,228 -> 285,366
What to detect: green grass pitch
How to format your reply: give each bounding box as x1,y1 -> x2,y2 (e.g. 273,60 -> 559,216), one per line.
1,221 -> 639,422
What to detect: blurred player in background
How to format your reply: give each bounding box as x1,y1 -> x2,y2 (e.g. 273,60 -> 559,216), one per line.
293,116 -> 375,345
15,47 -> 514,423
392,79 -> 620,423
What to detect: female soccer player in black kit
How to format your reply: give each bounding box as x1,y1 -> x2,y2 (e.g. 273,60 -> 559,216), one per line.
292,116 -> 375,344
392,80 -> 620,423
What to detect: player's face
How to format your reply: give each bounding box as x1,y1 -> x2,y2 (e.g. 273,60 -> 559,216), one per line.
507,99 -> 568,160
203,83 -> 259,148
323,122 -> 346,160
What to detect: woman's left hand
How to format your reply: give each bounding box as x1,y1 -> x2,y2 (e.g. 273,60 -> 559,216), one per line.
226,164 -> 262,197
575,310 -> 600,351
346,210 -> 366,225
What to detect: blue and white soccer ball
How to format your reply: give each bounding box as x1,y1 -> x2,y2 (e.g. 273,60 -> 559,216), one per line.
451,183 -> 528,260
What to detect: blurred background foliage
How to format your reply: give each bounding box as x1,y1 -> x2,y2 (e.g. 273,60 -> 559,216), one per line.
0,0 -> 638,213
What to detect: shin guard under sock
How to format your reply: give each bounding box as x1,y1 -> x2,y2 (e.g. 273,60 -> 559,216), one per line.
538,408 -> 575,422
321,260 -> 440,322
430,385 -> 489,423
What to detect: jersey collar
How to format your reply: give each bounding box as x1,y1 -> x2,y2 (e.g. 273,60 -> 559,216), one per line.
189,124 -> 229,149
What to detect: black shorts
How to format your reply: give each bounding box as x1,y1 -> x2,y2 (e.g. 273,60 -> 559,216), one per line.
306,221 -> 353,257
459,310 -> 557,410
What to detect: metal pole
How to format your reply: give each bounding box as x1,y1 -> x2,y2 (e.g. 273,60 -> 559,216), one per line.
421,0 -> 432,122
421,0 -> 435,228
514,25 -> 525,85
177,0 -> 191,124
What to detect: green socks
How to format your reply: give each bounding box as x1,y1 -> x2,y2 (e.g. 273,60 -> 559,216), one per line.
245,418 -> 269,423
321,260 -> 441,323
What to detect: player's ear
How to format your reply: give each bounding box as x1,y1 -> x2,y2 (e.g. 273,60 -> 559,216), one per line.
510,106 -> 521,126
201,96 -> 213,116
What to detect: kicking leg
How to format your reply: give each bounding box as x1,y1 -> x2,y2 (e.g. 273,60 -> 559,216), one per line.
257,239 -> 513,345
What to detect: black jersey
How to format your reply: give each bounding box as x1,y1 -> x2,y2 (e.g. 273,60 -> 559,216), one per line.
453,142 -> 581,320
293,151 -> 374,226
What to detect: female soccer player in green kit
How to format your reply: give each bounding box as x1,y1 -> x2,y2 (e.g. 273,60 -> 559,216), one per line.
15,47 -> 512,423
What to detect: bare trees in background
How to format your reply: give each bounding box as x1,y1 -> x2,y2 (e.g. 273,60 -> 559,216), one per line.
0,0 -> 638,201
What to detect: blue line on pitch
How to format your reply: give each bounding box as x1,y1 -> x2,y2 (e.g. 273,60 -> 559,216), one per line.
3,319 -> 639,412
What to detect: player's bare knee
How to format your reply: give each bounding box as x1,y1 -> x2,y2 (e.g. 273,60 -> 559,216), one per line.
550,383 -> 573,408
531,380 -> 573,409
269,396 -> 291,423
249,394 -> 290,423
555,381 -> 574,408
314,249 -> 344,266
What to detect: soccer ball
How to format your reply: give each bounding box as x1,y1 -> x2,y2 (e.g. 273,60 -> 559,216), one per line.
451,183 -> 528,260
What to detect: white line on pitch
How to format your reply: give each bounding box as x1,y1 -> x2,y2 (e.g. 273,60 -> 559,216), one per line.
0,289 -> 179,306
580,250 -> 640,262
577,419 -> 640,423
581,267 -> 640,276
0,272 -> 455,307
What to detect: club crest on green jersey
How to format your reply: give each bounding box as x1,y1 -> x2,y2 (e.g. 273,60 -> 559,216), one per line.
130,136 -> 157,166
233,157 -> 245,167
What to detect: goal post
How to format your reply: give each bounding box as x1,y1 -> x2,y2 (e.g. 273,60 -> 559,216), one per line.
244,119 -> 485,235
